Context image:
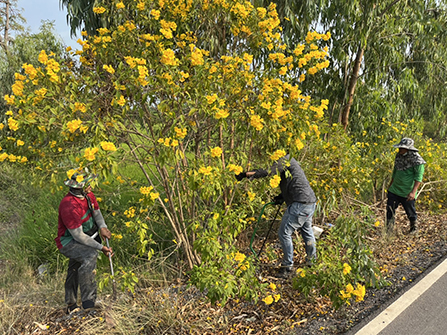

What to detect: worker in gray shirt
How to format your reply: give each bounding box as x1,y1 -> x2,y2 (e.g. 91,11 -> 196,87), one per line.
237,154 -> 317,278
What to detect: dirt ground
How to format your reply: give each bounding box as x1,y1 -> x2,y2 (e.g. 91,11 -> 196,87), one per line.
3,207 -> 447,335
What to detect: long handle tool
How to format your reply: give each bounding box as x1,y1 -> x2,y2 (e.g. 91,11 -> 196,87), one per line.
250,202 -> 281,258
106,238 -> 117,300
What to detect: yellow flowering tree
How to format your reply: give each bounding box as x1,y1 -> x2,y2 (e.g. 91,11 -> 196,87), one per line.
0,0 -> 331,304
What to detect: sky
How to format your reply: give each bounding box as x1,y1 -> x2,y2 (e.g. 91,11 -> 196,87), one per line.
17,0 -> 79,50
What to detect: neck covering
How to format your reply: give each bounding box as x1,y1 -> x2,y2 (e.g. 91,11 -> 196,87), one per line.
69,187 -> 85,198
394,151 -> 426,171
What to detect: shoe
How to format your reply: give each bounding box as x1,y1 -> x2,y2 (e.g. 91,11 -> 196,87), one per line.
65,304 -> 80,314
82,300 -> 95,310
409,220 -> 417,234
276,266 -> 293,278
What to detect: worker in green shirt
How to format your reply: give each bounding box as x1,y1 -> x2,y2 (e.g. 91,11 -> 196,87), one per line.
387,138 -> 426,234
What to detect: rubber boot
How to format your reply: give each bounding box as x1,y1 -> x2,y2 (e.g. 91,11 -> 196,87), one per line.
409,220 -> 417,233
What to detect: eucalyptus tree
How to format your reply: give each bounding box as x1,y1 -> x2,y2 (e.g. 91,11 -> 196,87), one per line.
59,0 -> 116,37
0,0 -> 25,52
253,0 -> 447,139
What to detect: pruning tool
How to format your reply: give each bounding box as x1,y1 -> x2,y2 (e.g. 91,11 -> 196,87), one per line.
250,202 -> 281,258
105,238 -> 117,300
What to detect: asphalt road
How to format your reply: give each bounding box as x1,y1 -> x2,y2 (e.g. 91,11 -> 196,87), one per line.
350,256 -> 447,335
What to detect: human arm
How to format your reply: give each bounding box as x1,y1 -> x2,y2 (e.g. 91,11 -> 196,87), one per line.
236,169 -> 269,181
407,181 -> 421,201
69,226 -> 104,250
68,227 -> 113,256
407,164 -> 425,201
92,209 -> 111,240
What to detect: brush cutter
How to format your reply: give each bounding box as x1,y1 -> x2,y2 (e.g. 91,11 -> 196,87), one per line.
105,238 -> 117,300
250,202 -> 281,258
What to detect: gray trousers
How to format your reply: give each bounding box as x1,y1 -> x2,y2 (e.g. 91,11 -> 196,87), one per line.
60,240 -> 98,307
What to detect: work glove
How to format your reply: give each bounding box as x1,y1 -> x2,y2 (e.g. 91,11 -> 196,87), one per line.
235,172 -> 247,181
252,169 -> 268,179
273,194 -> 284,205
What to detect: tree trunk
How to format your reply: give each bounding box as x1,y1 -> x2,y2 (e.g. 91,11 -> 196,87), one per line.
0,0 -> 11,52
340,46 -> 364,131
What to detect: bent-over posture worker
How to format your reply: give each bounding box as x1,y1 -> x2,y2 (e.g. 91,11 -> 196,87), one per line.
237,153 -> 317,278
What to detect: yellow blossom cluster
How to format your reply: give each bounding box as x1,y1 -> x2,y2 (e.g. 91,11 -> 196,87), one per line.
0,152 -> 28,163
72,102 -> 87,113
124,56 -> 147,69
214,109 -> 229,119
247,191 -> 256,201
66,119 -> 83,133
309,99 -> 329,119
231,252 -> 250,271
210,146 -> 222,158
269,175 -> 281,188
103,64 -> 115,74
22,63 -> 38,80
227,164 -> 243,175
140,186 -> 153,195
250,114 -> 264,131
37,51 -> 61,83
343,263 -> 351,275
4,95 -> 14,105
174,127 -> 187,139
93,6 -> 106,14
124,207 -> 136,218
190,44 -> 205,66
100,141 -> 117,152
160,20 -> 177,39
11,80 -> 24,97
84,147 -> 99,161
296,268 -> 306,277
198,166 -> 213,175
161,49 -> 179,66
7,117 -> 19,131
305,31 -> 331,43
157,137 -> 179,147
137,65 -> 149,86
270,149 -> 286,161
151,9 -> 161,20
340,283 -> 366,303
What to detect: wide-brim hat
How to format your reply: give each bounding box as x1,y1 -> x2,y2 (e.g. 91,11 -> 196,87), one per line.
393,137 -> 418,151
64,171 -> 98,189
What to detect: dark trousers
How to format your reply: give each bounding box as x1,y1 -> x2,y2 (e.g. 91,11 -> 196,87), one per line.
60,240 -> 98,307
386,191 -> 417,225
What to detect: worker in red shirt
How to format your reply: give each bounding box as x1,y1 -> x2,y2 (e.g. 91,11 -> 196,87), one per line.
55,170 -> 113,313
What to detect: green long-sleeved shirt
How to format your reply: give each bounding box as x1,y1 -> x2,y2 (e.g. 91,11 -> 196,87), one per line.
389,164 -> 425,198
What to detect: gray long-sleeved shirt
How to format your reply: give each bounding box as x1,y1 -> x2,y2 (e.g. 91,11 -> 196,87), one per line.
68,209 -> 107,250
251,155 -> 316,206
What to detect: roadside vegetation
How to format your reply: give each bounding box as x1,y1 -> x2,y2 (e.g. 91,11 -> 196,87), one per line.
1,0 -> 447,334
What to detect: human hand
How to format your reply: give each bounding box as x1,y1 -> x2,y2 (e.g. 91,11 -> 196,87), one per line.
100,227 -> 112,240
101,246 -> 113,257
407,192 -> 416,201
235,172 -> 247,181
273,194 -> 284,205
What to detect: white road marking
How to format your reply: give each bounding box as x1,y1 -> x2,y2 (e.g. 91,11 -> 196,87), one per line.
355,257 -> 447,335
